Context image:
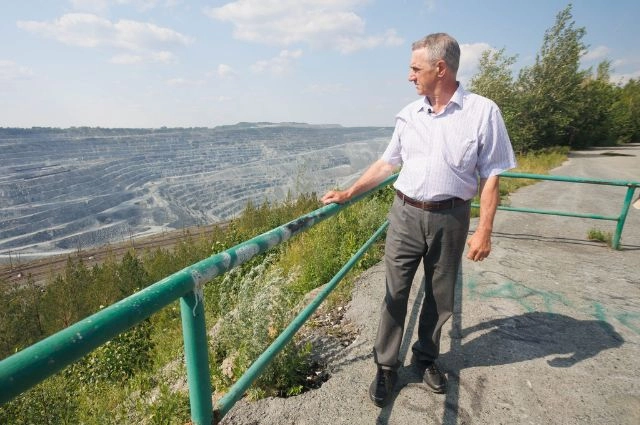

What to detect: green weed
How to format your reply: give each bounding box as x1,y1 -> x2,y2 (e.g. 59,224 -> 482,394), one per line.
587,228 -> 613,246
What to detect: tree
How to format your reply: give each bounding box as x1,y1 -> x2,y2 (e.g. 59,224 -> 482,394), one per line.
516,4 -> 587,148
470,48 -> 518,110
610,79 -> 640,143
116,251 -> 150,296
571,61 -> 617,147
469,48 -> 526,151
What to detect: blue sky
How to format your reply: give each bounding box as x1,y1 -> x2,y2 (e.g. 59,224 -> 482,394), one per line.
1,0 -> 639,128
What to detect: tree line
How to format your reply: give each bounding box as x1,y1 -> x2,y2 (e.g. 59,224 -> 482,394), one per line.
469,4 -> 639,152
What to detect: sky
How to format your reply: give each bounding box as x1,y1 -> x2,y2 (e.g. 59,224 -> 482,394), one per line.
1,0 -> 640,129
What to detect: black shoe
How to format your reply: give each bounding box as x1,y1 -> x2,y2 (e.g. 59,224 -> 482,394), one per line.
369,367 -> 397,407
423,362 -> 447,393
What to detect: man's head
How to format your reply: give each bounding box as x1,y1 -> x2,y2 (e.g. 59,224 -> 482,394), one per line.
412,33 -> 460,75
408,33 -> 460,97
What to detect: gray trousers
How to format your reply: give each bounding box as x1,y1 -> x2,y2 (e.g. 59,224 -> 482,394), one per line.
373,196 -> 470,370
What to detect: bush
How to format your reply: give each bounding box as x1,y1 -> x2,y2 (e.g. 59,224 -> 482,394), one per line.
209,258 -> 313,397
64,319 -> 155,386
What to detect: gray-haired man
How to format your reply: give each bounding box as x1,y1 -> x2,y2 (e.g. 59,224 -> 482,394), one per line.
321,33 -> 516,407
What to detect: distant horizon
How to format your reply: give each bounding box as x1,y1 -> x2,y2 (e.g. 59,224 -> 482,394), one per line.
0,121 -> 396,131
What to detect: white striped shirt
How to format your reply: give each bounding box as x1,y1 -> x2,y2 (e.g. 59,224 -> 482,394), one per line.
381,85 -> 517,201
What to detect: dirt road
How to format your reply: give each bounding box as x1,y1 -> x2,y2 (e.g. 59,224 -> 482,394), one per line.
221,144 -> 640,425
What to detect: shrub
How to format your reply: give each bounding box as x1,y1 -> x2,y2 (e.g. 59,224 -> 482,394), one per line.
209,258 -> 311,397
64,319 -> 155,387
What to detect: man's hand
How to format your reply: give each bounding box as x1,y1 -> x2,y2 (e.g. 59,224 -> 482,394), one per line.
321,190 -> 350,205
466,229 -> 491,261
467,175 -> 500,262
320,159 -> 396,206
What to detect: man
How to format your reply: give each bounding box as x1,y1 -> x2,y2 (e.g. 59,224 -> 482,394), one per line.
321,33 -> 516,407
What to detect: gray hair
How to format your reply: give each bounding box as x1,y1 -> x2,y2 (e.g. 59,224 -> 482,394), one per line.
411,33 -> 460,74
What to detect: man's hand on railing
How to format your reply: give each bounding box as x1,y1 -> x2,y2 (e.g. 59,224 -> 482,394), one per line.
321,190 -> 351,205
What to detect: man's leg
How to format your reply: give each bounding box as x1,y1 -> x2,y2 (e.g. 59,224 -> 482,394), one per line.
373,197 -> 426,369
411,203 -> 470,392
370,198 -> 426,407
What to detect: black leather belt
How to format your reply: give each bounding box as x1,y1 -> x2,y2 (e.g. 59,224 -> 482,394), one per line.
396,189 -> 467,211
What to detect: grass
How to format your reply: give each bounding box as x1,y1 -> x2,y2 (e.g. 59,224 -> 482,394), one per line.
500,146 -> 570,195
587,228 -> 613,246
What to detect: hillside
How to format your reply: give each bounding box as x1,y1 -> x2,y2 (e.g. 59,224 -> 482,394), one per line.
0,124 -> 391,260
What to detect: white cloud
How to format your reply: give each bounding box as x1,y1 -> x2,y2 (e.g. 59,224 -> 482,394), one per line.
459,42 -> 492,82
251,49 -> 303,75
610,57 -> 640,84
115,0 -> 163,10
150,50 -> 176,63
335,29 -> 403,55
70,0 -> 179,12
0,60 -> 35,81
110,53 -> 144,64
217,63 -> 236,78
165,77 -> 204,86
17,13 -> 192,64
205,0 -> 403,53
70,0 -> 110,13
583,45 -> 610,62
110,50 -> 176,64
611,69 -> 640,85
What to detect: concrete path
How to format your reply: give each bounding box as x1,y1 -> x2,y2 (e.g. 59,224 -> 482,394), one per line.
221,144 -> 640,425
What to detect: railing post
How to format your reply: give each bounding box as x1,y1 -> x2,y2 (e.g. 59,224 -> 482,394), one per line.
180,291 -> 213,425
613,186 -> 637,250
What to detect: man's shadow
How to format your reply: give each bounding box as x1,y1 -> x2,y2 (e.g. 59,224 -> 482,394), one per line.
376,274 -> 624,425
443,311 -> 624,369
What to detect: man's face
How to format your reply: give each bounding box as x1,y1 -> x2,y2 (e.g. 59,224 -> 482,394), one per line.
408,48 -> 437,97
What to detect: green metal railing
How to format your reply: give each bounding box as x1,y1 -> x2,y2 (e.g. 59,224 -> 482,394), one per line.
1,170 -> 637,424
0,174 -> 398,425
471,171 -> 640,250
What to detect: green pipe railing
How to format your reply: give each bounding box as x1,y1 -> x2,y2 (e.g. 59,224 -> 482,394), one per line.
0,173 -> 399,425
471,171 -> 640,250
2,169 -> 637,423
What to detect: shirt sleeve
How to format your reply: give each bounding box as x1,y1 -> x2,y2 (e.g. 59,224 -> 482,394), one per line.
477,105 -> 517,178
381,118 -> 405,166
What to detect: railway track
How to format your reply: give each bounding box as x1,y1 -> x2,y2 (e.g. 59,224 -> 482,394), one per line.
0,223 -> 224,287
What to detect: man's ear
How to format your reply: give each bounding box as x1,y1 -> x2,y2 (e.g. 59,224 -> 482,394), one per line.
436,60 -> 447,78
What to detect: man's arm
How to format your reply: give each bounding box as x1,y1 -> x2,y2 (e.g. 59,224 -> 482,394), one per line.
321,159 -> 397,204
466,175 -> 500,261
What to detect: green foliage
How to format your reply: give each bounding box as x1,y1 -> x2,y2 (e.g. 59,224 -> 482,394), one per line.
570,62 -> 617,147
468,4 -> 640,151
516,4 -> 587,149
0,275 -> 45,358
209,261 -> 312,397
140,384 -> 191,425
587,228 -> 613,246
64,319 -> 155,386
0,374 -> 80,425
469,47 -> 518,120
610,79 -> 640,143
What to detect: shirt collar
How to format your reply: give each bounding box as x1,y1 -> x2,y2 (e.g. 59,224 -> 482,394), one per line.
417,82 -> 465,113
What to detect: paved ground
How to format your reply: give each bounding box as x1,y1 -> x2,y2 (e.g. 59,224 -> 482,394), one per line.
221,144 -> 640,425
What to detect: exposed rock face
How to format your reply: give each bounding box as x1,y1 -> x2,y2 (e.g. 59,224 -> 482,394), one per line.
0,124 -> 391,258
